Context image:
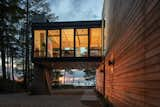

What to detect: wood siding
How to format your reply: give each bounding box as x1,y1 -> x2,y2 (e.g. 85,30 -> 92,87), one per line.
96,63 -> 105,95
96,0 -> 160,107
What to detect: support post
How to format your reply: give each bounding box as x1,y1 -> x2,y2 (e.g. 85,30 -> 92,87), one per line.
30,63 -> 52,95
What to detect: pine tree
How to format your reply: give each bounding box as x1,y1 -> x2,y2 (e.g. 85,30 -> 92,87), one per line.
0,0 -> 25,80
0,0 -> 58,80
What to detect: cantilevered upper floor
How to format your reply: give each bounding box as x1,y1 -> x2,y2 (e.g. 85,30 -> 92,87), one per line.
32,20 -> 102,64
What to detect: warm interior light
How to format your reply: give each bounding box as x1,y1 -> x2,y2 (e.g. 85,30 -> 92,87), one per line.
34,28 -> 102,58
34,30 -> 46,57
90,28 -> 102,56
62,29 -> 74,57
90,28 -> 102,48
48,30 -> 60,57
62,29 -> 74,49
76,29 -> 88,57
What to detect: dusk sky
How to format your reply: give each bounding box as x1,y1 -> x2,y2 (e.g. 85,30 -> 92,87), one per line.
48,0 -> 104,21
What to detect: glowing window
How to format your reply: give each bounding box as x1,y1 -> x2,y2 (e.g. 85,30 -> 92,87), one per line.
62,29 -> 74,57
48,30 -> 60,57
34,30 -> 46,57
90,28 -> 102,56
76,29 -> 88,57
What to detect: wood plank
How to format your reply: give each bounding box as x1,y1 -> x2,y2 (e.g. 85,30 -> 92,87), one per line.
96,0 -> 160,106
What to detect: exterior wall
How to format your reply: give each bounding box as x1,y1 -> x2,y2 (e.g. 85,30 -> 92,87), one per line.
96,63 -> 105,95
96,0 -> 160,107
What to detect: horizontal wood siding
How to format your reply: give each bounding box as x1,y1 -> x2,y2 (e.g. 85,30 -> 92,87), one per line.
96,63 -> 104,95
96,0 -> 160,107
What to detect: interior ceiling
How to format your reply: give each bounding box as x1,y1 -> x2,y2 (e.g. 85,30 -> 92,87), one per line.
34,30 -> 46,49
48,30 -> 60,48
90,28 -> 101,48
76,36 -> 88,47
76,29 -> 88,47
62,29 -> 74,49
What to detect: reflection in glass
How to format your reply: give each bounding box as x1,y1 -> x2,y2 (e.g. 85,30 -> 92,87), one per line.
90,28 -> 102,56
48,30 -> 60,57
62,29 -> 74,57
34,30 -> 46,57
76,29 -> 88,57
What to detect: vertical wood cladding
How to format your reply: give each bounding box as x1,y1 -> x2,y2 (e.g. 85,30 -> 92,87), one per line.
96,0 -> 160,107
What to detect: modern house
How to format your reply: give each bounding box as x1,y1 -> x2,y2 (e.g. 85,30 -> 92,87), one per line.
31,0 -> 160,106
31,20 -> 103,94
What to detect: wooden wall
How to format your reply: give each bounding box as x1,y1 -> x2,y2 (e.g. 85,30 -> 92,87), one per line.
96,63 -> 105,95
96,0 -> 160,106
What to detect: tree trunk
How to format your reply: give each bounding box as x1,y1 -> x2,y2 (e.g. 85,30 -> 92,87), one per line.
64,70 -> 66,84
1,49 -> 6,80
6,48 -> 9,80
73,75 -> 75,85
11,54 -> 14,81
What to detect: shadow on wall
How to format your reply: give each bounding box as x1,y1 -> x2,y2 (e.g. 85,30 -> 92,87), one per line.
95,90 -> 113,107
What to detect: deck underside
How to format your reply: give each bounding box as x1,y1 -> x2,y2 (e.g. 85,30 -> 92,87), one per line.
34,61 -> 100,69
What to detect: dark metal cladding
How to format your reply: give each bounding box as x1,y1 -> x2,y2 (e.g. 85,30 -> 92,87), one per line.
32,20 -> 102,29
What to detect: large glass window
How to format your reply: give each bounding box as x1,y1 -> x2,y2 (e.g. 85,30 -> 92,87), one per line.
76,29 -> 88,57
62,29 -> 74,57
48,30 -> 60,57
34,30 -> 46,57
90,28 -> 102,56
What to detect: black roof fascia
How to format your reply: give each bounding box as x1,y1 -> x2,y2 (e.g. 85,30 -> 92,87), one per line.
32,20 -> 102,29
32,57 -> 102,62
